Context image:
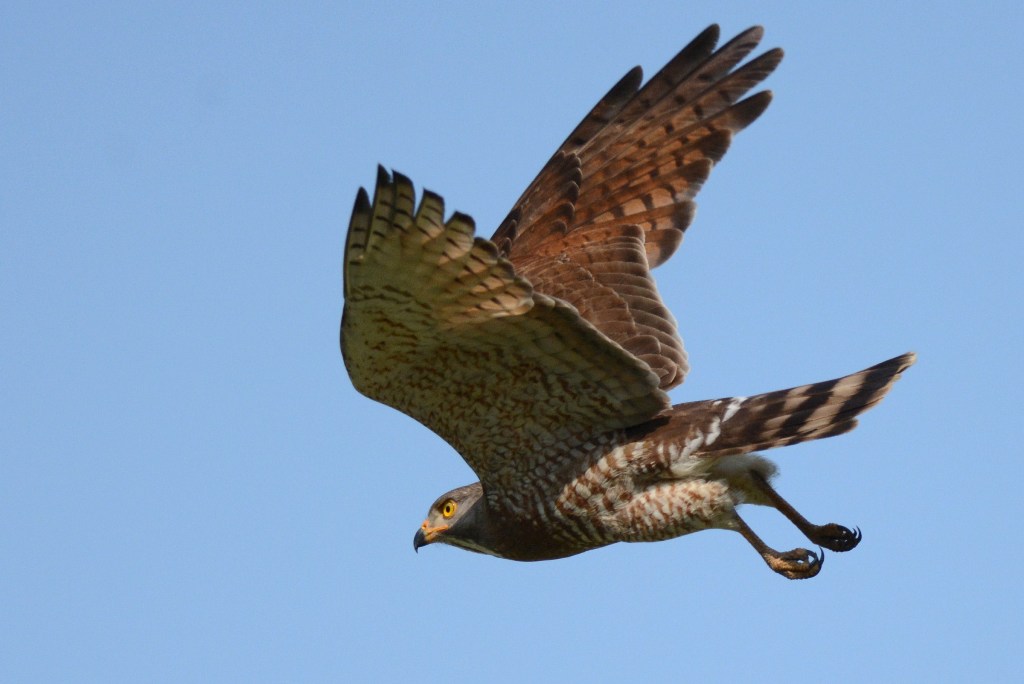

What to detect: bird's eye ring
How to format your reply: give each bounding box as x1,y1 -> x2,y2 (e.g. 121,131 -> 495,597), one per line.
441,500 -> 457,518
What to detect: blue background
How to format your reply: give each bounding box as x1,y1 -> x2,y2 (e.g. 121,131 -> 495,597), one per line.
4,2 -> 1022,681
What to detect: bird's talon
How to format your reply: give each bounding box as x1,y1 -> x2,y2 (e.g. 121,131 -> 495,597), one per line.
810,523 -> 862,552
767,547 -> 823,579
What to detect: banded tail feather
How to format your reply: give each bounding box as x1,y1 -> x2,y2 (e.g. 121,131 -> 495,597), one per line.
343,26 -> 915,577
639,352 -> 916,458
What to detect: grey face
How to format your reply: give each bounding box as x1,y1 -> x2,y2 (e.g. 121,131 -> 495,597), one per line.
412,484 -> 483,553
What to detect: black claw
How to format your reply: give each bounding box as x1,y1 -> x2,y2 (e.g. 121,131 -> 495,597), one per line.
812,523 -> 862,552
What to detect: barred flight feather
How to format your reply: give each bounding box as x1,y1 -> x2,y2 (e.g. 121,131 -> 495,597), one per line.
490,26 -> 784,391
342,26 -> 916,576
342,168 -> 670,492
631,353 -> 917,459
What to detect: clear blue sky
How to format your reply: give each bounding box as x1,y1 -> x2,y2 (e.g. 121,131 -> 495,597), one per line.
3,2 -> 1022,681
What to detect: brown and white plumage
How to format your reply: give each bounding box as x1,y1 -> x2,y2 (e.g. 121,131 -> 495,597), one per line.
341,25 -> 914,578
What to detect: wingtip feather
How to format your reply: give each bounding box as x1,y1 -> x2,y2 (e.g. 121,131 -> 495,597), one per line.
375,164 -> 390,188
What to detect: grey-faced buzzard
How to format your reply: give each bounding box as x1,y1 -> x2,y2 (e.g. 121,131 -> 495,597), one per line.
341,25 -> 914,578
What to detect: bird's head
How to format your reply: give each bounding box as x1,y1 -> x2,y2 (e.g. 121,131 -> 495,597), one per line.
413,483 -> 497,556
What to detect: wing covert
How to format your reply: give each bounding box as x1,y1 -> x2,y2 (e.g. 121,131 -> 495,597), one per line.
342,169 -> 669,492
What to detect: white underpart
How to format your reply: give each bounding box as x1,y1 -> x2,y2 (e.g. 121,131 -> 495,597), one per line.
668,430 -> 707,478
712,453 -> 777,480
666,396 -> 749,479
682,430 -> 704,458
709,453 -> 779,505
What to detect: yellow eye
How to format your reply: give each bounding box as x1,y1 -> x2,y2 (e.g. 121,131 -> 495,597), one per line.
441,500 -> 457,518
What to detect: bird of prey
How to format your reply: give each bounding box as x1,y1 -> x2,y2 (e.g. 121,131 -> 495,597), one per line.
341,25 -> 914,579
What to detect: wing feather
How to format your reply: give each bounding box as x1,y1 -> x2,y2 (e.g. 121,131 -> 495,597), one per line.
342,169 -> 669,491
491,26 -> 782,391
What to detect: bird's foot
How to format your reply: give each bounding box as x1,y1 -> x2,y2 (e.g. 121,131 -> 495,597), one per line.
806,523 -> 861,552
763,546 -> 824,580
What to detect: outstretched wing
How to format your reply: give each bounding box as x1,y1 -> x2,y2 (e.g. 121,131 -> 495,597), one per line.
492,25 -> 782,390
342,169 -> 669,492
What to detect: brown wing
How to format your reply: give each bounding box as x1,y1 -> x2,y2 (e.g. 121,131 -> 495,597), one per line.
342,169 -> 669,493
491,25 -> 783,390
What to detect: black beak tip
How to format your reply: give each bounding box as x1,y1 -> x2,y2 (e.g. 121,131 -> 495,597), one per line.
413,528 -> 427,553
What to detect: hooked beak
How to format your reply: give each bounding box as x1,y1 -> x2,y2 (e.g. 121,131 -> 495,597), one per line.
413,521 -> 449,552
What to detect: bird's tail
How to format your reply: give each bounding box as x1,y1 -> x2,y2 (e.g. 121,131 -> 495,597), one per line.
635,352 -> 916,459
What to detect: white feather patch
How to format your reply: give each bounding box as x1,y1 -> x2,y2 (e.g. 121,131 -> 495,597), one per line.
722,396 -> 746,423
